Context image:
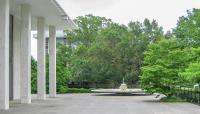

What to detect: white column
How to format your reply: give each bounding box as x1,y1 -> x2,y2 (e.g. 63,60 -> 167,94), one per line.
0,0 -> 9,110
20,4 -> 31,104
37,17 -> 46,100
13,16 -> 21,100
49,26 -> 56,98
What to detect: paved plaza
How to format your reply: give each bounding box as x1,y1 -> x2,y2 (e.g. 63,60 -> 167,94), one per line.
0,94 -> 200,114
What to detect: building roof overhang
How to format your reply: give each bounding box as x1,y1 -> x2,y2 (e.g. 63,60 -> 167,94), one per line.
10,0 -> 77,30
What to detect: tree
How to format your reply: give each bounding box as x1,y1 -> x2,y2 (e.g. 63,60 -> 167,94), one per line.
65,14 -> 113,47
128,19 -> 164,84
56,43 -> 73,91
63,15 -> 113,83
143,19 -> 164,43
140,39 -> 190,95
64,15 -> 114,84
179,47 -> 200,84
59,15 -> 165,88
165,30 -> 174,39
180,62 -> 200,84
128,19 -> 164,43
173,8 -> 200,47
87,23 -> 133,84
31,44 -> 73,93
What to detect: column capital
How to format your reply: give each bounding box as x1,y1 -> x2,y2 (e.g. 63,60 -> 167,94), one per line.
37,17 -> 45,23
21,4 -> 31,10
49,25 -> 56,32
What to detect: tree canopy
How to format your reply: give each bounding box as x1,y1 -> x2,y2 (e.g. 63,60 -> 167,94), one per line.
60,15 -> 164,86
174,8 -> 200,47
31,9 -> 200,95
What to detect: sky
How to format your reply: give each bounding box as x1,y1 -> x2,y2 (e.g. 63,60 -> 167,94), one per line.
31,0 -> 200,59
57,0 -> 200,31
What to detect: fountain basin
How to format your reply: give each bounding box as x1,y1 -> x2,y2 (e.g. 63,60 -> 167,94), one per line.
92,88 -> 145,94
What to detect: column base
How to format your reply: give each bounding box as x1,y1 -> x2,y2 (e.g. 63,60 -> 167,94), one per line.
0,105 -> 9,110
37,95 -> 46,100
49,94 -> 56,98
21,99 -> 31,104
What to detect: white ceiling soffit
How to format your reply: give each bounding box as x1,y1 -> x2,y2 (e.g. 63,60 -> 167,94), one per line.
10,0 -> 77,30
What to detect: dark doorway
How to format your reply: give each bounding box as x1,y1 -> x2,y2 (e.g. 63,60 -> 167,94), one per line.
9,15 -> 14,100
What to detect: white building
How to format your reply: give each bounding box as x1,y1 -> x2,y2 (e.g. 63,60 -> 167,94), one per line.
0,0 -> 76,110
33,31 -> 67,53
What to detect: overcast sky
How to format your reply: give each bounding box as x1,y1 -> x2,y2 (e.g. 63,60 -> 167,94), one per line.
57,0 -> 200,31
31,0 -> 200,59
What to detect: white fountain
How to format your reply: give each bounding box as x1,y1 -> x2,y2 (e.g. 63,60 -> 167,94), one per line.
92,78 -> 145,94
119,78 -> 127,91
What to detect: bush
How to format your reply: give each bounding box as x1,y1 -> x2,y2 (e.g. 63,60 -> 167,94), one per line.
57,88 -> 94,94
160,96 -> 186,102
58,86 -> 68,93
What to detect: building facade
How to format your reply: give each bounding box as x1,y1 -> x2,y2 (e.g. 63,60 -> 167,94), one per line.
33,31 -> 67,53
0,0 -> 76,110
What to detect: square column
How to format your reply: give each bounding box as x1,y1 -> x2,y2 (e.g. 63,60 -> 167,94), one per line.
20,4 -> 31,104
0,0 -> 10,110
49,26 -> 56,98
13,16 -> 21,100
37,17 -> 46,100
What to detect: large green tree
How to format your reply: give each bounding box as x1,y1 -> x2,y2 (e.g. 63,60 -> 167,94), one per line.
87,24 -> 133,84
128,19 -> 164,84
140,39 -> 190,95
64,15 -> 114,83
61,15 -> 165,86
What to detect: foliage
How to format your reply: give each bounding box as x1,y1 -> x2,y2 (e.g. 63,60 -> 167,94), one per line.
140,39 -> 190,95
142,19 -> 164,43
31,57 -> 37,93
57,88 -> 93,94
61,15 -> 165,86
160,96 -> 186,102
65,14 -> 113,47
31,48 -> 72,94
31,9 -> 200,95
56,43 -> 73,92
64,15 -> 114,83
173,9 -> 200,47
141,9 -> 200,95
86,24 -> 133,84
180,62 -> 200,83
179,47 -> 200,84
140,9 -> 200,95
